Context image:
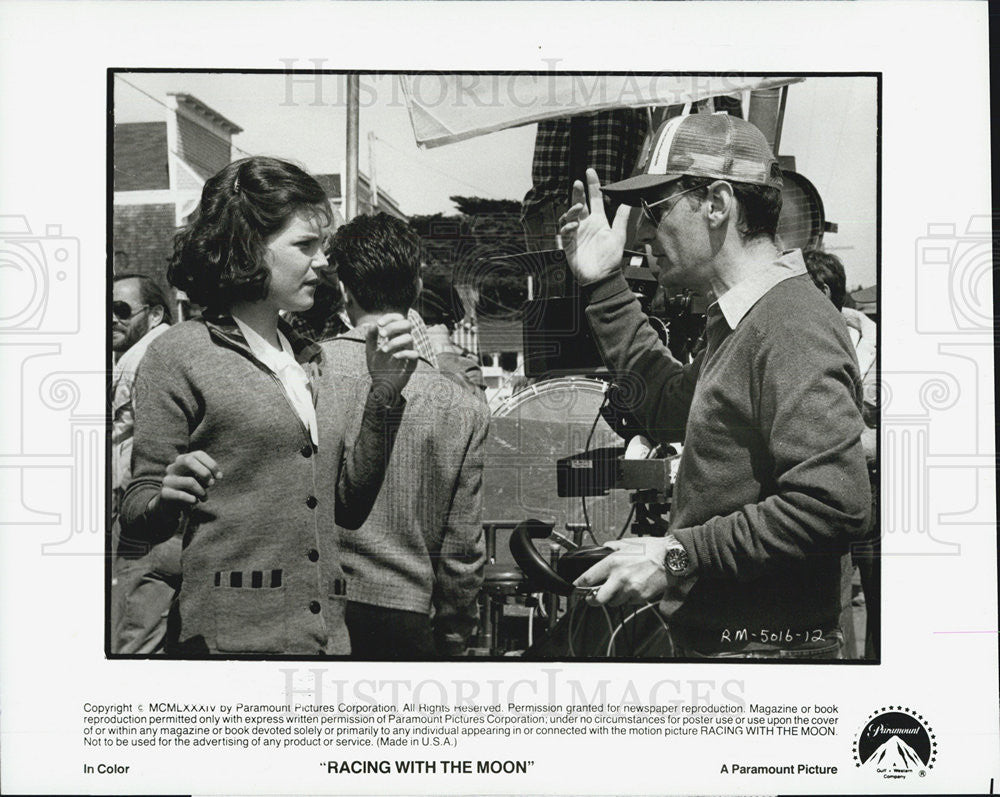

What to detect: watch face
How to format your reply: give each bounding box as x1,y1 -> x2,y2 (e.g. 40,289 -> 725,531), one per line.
665,546 -> 689,574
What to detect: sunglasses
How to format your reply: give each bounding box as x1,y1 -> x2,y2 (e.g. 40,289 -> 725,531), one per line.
638,185 -> 707,227
112,301 -> 149,321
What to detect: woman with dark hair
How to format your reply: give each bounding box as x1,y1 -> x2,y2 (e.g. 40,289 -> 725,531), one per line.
120,156 -> 417,656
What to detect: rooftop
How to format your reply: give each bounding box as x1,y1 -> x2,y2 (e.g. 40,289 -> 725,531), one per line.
314,172 -> 406,219
168,92 -> 243,135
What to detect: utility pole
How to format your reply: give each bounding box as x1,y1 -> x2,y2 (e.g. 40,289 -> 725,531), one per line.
345,75 -> 360,219
368,131 -> 378,210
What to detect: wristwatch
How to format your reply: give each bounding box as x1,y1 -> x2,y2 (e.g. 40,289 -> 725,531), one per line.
663,538 -> 692,578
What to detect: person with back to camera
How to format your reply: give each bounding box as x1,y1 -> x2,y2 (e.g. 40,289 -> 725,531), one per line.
120,156 -> 418,656
562,113 -> 871,659
323,213 -> 489,659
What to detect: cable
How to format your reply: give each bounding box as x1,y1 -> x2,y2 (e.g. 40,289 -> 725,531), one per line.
588,602 -> 615,657
533,593 -> 548,619
614,607 -> 626,656
579,394 -> 610,548
114,75 -> 254,158
567,593 -> 615,658
566,593 -> 583,657
585,393 -> 607,451
580,498 -> 598,547
605,601 -> 671,657
599,604 -> 615,655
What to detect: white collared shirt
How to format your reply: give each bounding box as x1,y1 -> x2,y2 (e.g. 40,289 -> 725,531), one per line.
233,316 -> 319,446
713,248 -> 808,329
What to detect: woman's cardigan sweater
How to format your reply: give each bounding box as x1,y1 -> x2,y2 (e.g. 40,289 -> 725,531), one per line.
121,315 -> 402,656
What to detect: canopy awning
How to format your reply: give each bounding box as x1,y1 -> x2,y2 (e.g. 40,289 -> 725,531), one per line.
400,74 -> 803,148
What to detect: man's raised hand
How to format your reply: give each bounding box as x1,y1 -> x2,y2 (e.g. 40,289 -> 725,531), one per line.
559,168 -> 631,285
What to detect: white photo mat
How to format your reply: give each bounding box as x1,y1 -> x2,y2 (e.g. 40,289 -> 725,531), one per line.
0,1 -> 995,794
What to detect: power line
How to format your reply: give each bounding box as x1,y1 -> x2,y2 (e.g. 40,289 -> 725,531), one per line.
115,75 -> 509,205
113,75 -> 254,158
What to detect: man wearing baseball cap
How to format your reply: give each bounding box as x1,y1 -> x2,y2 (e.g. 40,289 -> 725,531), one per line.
563,113 -> 871,659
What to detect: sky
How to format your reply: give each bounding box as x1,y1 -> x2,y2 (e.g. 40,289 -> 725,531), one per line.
114,72 -> 876,288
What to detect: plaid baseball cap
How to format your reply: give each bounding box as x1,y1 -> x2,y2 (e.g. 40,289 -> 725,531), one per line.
602,113 -> 782,202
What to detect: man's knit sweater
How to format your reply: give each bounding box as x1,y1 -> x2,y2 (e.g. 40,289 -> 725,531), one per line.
325,328 -> 489,639
121,316 -> 402,656
583,255 -> 871,639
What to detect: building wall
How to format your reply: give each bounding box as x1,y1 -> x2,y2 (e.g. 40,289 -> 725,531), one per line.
315,174 -> 406,221
114,123 -> 169,191
176,115 -> 231,180
112,204 -> 177,289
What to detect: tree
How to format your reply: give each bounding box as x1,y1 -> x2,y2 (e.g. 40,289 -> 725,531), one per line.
410,196 -> 529,322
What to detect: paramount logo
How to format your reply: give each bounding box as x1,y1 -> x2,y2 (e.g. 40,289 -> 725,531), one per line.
862,736 -> 924,774
854,707 -> 936,780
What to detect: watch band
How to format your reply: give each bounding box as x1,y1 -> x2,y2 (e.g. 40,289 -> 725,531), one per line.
664,543 -> 691,577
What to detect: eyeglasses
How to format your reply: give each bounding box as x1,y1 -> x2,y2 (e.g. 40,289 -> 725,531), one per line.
639,184 -> 705,226
112,301 -> 149,321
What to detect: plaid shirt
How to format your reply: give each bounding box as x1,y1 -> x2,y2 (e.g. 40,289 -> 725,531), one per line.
522,108 -> 649,218
407,309 -> 438,368
286,307 -> 349,344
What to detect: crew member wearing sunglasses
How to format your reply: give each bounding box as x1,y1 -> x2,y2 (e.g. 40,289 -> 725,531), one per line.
111,273 -> 176,653
111,274 -> 173,514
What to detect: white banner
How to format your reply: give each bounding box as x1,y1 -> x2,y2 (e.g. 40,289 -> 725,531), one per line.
400,74 -> 802,148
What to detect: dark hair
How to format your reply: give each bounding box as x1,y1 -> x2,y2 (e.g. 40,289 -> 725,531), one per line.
114,272 -> 173,324
167,156 -> 331,310
415,273 -> 464,331
672,173 -> 783,242
331,213 -> 422,314
803,248 -> 847,310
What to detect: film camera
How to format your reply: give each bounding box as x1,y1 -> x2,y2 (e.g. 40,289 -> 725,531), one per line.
508,248 -> 707,378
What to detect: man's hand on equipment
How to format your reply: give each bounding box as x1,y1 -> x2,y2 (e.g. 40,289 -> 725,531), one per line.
574,537 -> 673,607
559,168 -> 631,286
